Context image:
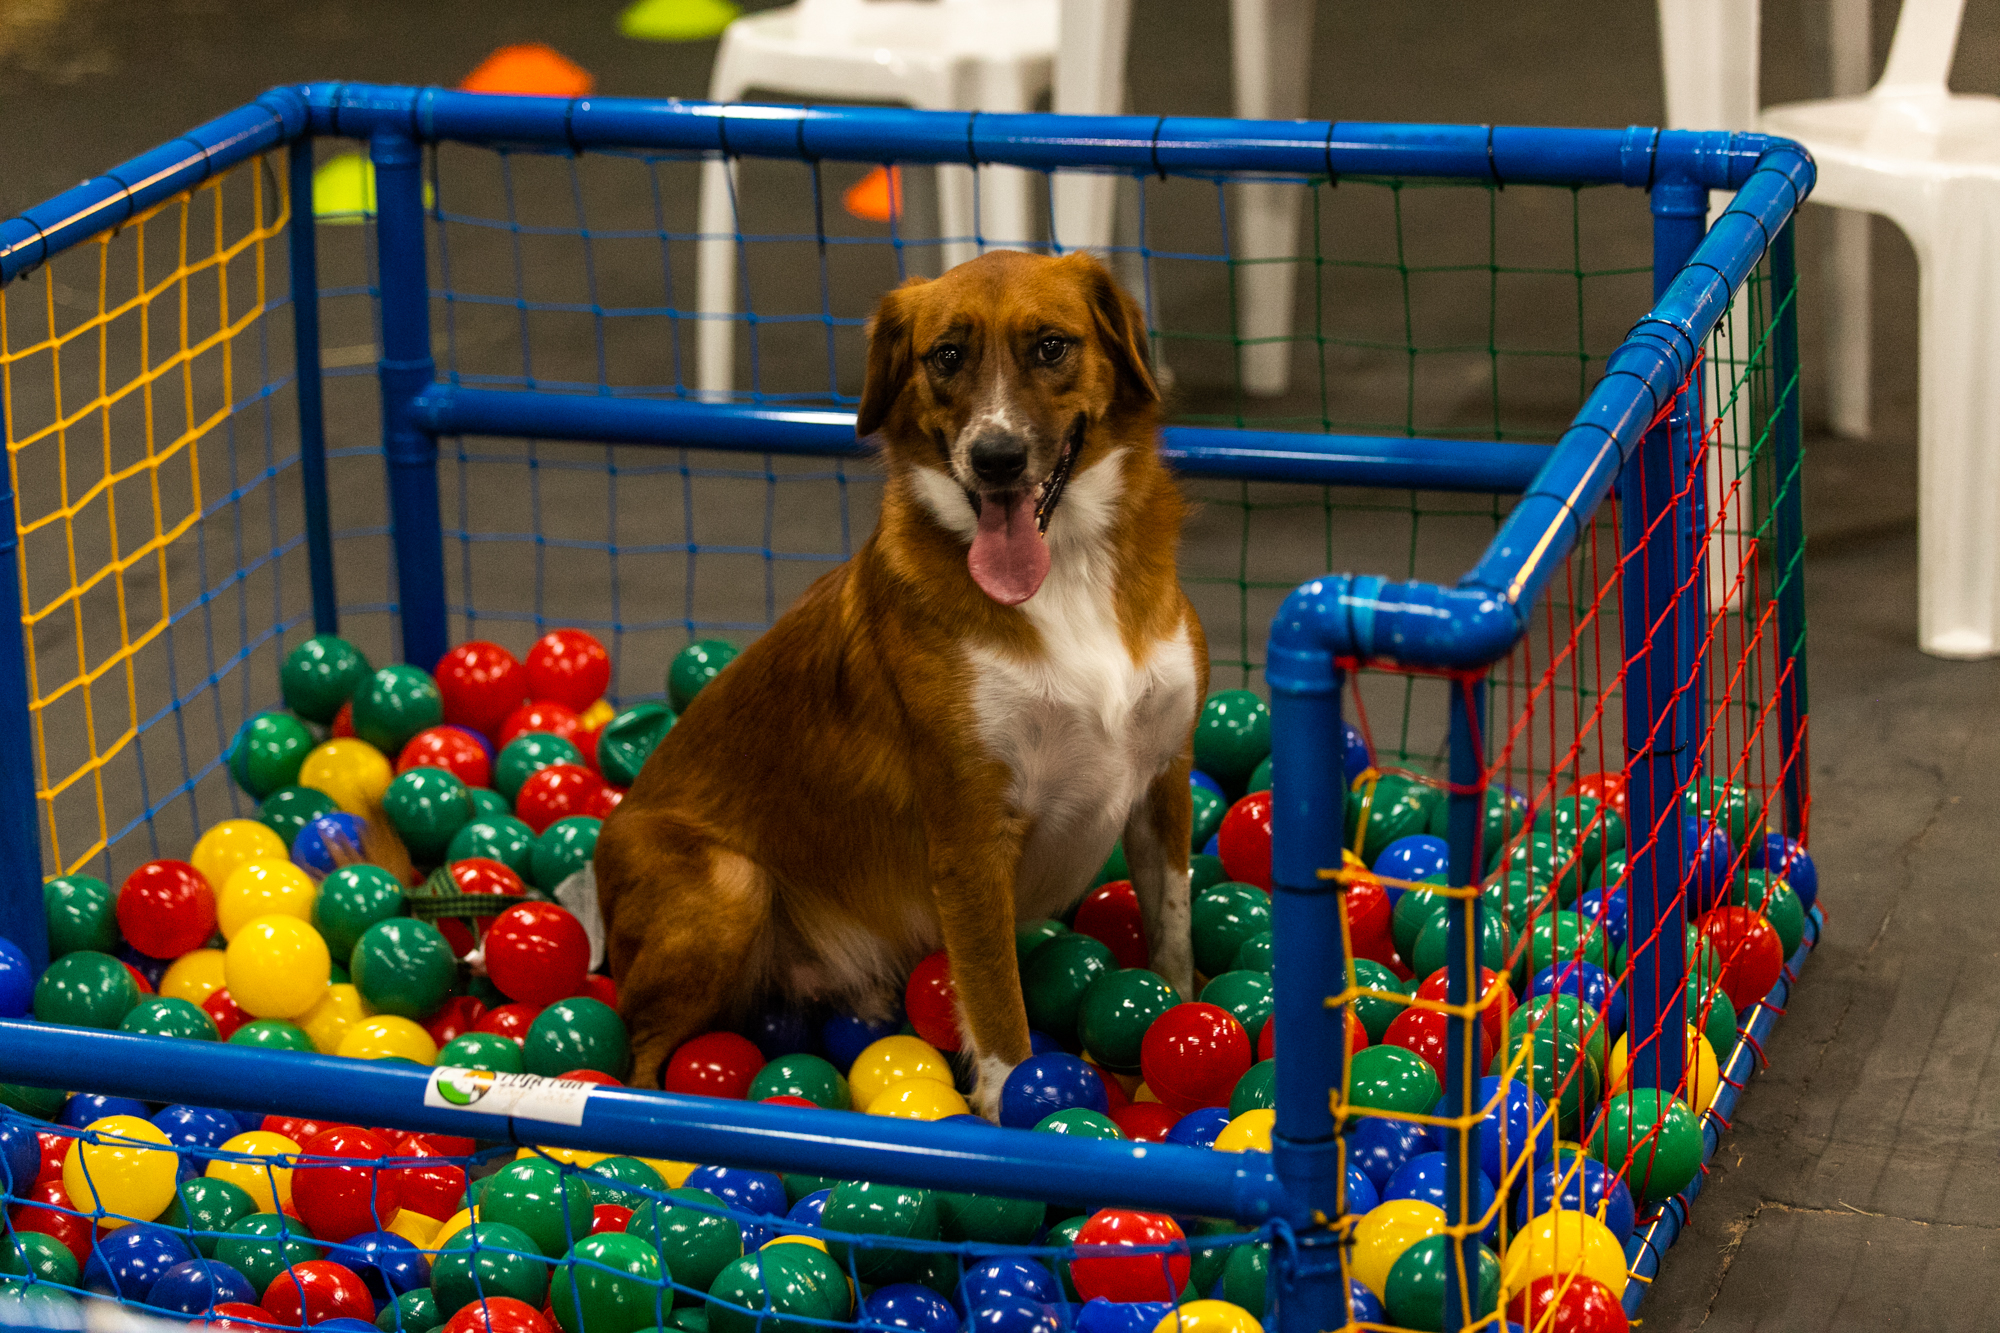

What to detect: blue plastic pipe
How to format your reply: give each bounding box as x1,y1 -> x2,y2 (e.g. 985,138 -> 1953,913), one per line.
0,457 -> 44,973
1442,677 -> 1489,1329
287,137 -> 339,638
1769,223 -> 1809,838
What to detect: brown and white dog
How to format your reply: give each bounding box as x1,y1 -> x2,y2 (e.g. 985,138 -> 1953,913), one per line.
593,249 -> 1206,1114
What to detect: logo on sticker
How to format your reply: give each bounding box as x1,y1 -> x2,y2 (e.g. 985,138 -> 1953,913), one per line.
433,1068 -> 497,1107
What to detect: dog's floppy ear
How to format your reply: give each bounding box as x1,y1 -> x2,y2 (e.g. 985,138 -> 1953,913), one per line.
857,277 -> 928,440
1068,253 -> 1158,406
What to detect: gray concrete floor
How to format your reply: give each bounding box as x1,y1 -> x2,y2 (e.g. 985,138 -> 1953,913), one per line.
6,1 -> 1999,1329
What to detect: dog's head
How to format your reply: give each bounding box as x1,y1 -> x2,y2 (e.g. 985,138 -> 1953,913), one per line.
856,250 -> 1158,606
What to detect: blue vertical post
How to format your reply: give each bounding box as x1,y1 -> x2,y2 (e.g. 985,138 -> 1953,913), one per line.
288,138 -> 339,637
1442,674 -> 1488,1330
371,131 -> 448,671
1619,174 -> 1705,1096
1266,648 -> 1355,1333
0,470 -> 46,972
1769,220 -> 1808,839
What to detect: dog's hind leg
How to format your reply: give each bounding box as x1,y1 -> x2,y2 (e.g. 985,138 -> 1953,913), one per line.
1124,756 -> 1195,999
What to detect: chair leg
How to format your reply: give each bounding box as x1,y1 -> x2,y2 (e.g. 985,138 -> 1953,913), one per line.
1051,0 -> 1130,253
1825,207 -> 1872,437
1230,0 -> 1314,397
696,155 -> 742,400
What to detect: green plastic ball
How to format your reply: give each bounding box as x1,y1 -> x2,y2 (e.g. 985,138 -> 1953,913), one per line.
34,949 -> 138,1028
314,864 -> 408,961
1192,691 -> 1272,794
496,732 -> 585,802
1536,795 -> 1626,872
215,1212 -> 324,1294
820,1179 -> 941,1283
597,703 -> 676,787
119,995 -> 217,1040
1230,930 -> 1274,974
668,641 -> 738,713
581,1157 -> 666,1210
1033,1109 -> 1123,1139
1092,841 -> 1129,888
1348,958 -> 1410,1042
1246,755 -> 1272,795
351,918 -> 457,1019
1589,1086 -> 1704,1202
378,1290 -> 442,1333
43,874 -> 116,956
1689,975 -> 1738,1063
1345,1045 -> 1441,1118
935,1189 -> 1042,1245
1508,993 -> 1609,1077
1481,788 -> 1529,869
1,1229 -> 80,1287
0,1082 -> 65,1119
230,711 -> 316,800
1043,1217 -> 1086,1300
1347,773 -> 1442,865
1229,1058 -> 1277,1116
1490,1026 -> 1599,1139
1482,872 -> 1539,942
281,635 -> 373,724
661,1312 -> 708,1333
524,997 -> 630,1079
625,1189 -> 741,1306
1410,905 -> 1505,982
1190,881 -> 1271,978
228,1019 -> 315,1052
1015,919 -> 1068,963
533,817 -> 603,893
1020,932 -> 1114,1044
159,1176 -> 257,1257
468,787 -> 512,818
1189,784 -> 1225,853
1077,968 -> 1179,1072
551,1231 -> 664,1333
1188,854 -> 1229,896
1682,777 -> 1764,851
1733,870 -> 1806,959
746,1054 -> 849,1109
440,1031 -> 525,1074
781,1174 -> 837,1207
431,1220 -> 552,1315
259,785 -> 341,847
1219,1240 -> 1269,1319
1200,970 -> 1273,1042
1516,910 -> 1611,987
381,766 -> 474,863
449,815 -> 538,879
1391,885 -> 1452,963
1383,1236 -> 1499,1332
704,1245 -> 847,1333
350,665 -> 445,756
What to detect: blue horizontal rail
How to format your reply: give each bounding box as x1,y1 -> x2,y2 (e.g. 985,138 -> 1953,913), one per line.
414,386 -> 1556,494
0,1019 -> 1299,1226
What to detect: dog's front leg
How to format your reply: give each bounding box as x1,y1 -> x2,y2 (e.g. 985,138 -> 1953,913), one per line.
927,812 -> 1035,1120
1123,754 -> 1196,998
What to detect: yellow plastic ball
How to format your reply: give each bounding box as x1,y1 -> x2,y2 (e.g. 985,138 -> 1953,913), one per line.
159,949 -> 228,1005
387,1208 -> 443,1250
1503,1208 -> 1629,1294
762,1235 -> 828,1253
866,1077 -> 970,1121
224,915 -> 331,1019
191,820 -> 288,896
1150,1301 -> 1263,1333
218,859 -> 319,939
339,1015 -> 439,1064
1213,1109 -> 1274,1154
431,1206 -> 479,1251
1349,1199 -> 1447,1298
63,1116 -> 179,1228
519,1146 -> 611,1169
847,1035 -> 951,1110
1609,1023 -> 1720,1111
578,699 -> 616,730
299,738 -> 394,816
207,1130 -> 300,1213
1133,1083 -> 1160,1104
644,1159 -> 696,1187
300,983 -> 375,1054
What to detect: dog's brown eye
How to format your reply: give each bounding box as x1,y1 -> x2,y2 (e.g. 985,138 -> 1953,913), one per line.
1035,336 -> 1068,366
930,344 -> 962,375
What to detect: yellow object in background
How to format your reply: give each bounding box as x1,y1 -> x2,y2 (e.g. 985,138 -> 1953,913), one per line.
218,859 -> 318,939
866,1077 -> 969,1121
1151,1301 -> 1263,1333
299,739 -> 394,815
300,984 -> 376,1054
847,1036 -> 951,1110
1348,1199 -> 1447,1298
208,1130 -> 300,1212
191,820 -> 287,892
578,698 -> 616,731
63,1116 -> 179,1229
159,949 -> 228,1005
1608,1023 -> 1720,1111
1213,1108 -> 1274,1154
224,915 -> 331,1019
339,1015 -> 439,1065
618,0 -> 741,41
1502,1207 -> 1629,1294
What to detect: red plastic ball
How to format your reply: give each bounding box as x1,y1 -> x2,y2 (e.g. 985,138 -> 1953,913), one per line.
1085,1061 -> 1131,1115
11,1180 -> 91,1262
1110,1102 -> 1180,1143
120,961 -> 154,995
1138,1002 -> 1252,1114
760,1095 -> 818,1109
1416,966 -> 1514,1055
331,700 -> 355,739
526,630 -> 612,713
574,726 -> 605,775
384,1132 -> 469,1222
904,951 -> 960,1052
436,642 -> 528,740
427,995 -> 489,1047
1344,873 -> 1402,975
575,974 -> 618,1008
201,988 -> 250,1039
499,700 -> 582,750
292,1126 -> 402,1242
1257,1016 -> 1276,1063
1569,770 -> 1630,822
34,1132 -> 66,1184
202,1303 -> 275,1333
662,1032 -> 766,1099
590,1203 -> 633,1235
1069,1209 -> 1190,1303
512,764 -> 608,836
560,1070 -> 625,1087
444,1297 -> 553,1333
1217,791 -> 1274,891
485,903 -> 591,1008
1381,1005 -> 1491,1083
475,1002 -> 543,1045
1697,906 -> 1786,1010
262,1116 -> 334,1144
117,860 -> 217,960
261,1259 -> 374,1326
447,857 -> 531,937
1507,1274 -> 1630,1333
1072,881 -> 1148,969
584,785 -> 623,819
398,726 -> 493,789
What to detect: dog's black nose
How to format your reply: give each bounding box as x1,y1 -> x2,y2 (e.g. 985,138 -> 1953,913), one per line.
969,434 -> 1028,487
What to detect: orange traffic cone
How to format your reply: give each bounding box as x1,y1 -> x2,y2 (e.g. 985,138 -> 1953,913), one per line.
459,43 -> 596,97
844,166 -> 904,223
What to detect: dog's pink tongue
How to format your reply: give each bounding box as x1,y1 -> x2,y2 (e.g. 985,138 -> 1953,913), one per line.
968,490 -> 1049,606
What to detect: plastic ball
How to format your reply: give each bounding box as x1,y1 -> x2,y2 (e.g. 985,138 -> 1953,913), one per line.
1382,1152 -> 1498,1245
121,995 -> 219,1040
1750,833 -> 1817,910
300,739 -> 396,817
1347,1199 -> 1446,1299
191,820 -> 288,897
746,1054 -> 849,1109
1216,793 -> 1273,891
1021,932 -> 1115,1044
1608,1022 -> 1719,1111
311,865 -> 407,961
230,712 -> 316,800
477,1002 -> 543,1044
1383,1235 -> 1499,1332
1695,905 -> 1785,1010
848,1035 -> 953,1110
1514,1152 -> 1637,1245
227,1017 -> 313,1052
864,1284 -> 960,1333
401,725 -> 495,789
431,1220 -> 555,1317
262,1257 -> 375,1326
999,1054 -> 1108,1128
436,642 -> 529,740
282,636 -> 373,724
593,703 -> 673,788
148,1254 -> 259,1315
523,630 -> 611,712
79,1220 -> 196,1298
348,665 -> 445,756
1072,880 -> 1148,969
64,1115 -> 179,1227
381,766 -> 475,862
1502,1208 -> 1629,1295
1507,1273 -> 1629,1332
1192,691 -> 1271,795
0,939 -> 31,1019
204,1131 -> 299,1214
200,989 -> 251,1039
549,1230 -> 660,1333
869,1078 -> 971,1120
350,918 -> 456,1019
1140,1003 -> 1251,1114
524,998 -> 629,1079
338,1014 -> 439,1063
287,1126 -> 402,1242
439,1031 -> 525,1074
257,786 -> 342,849
903,951 -> 961,1051
44,873 -> 117,957
110,860 -> 213,961
35,949 -> 139,1028
1344,1044 -> 1441,1119
531,817 -> 602,893
667,640 -> 738,712
485,903 -> 590,1007
215,858 -> 315,940
1077,969 -> 1179,1073
151,951 -> 238,1012
1213,1108 -> 1274,1153
663,1031 -> 765,1099
289,807 -> 364,879
223,915 -> 330,1019
447,815 -> 537,881
513,764 -> 607,836
1588,1086 -> 1703,1202
959,1255 -> 1061,1309
494,733 -> 583,803
1733,871 -> 1806,960
295,984 -> 371,1055
817,1179 -> 940,1284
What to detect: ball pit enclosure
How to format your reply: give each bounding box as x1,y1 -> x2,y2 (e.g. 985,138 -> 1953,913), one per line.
0,85 -> 1818,1333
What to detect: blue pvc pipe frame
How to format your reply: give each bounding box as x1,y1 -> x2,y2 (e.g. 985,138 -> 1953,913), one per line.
0,84 -> 1816,1333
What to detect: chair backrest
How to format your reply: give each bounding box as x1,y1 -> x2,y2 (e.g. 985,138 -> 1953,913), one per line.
1874,0 -> 1967,96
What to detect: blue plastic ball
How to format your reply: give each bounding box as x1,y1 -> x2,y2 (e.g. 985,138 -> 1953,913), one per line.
151,1105 -> 240,1153
60,1093 -> 150,1129
0,936 -> 32,1018
81,1223 -> 196,1301
1165,1107 -> 1233,1150
1346,1116 -> 1431,1189
1426,1076 -> 1553,1187
115,941 -> 171,987
785,1190 -> 831,1229
293,812 -> 367,876
1513,1151 -> 1636,1243
1076,1298 -> 1173,1333
1345,1280 -> 1385,1326
1202,834 -> 1221,858
1343,723 -> 1372,785
999,1054 -> 1108,1129
958,1256 -> 1061,1313
1344,1163 -> 1380,1216
745,1008 -> 817,1061
1373,836 -> 1450,890
334,1230 -> 431,1307
1028,1030 -> 1063,1056
147,1258 -> 258,1315
1684,817 -> 1734,913
1190,772 -> 1224,800
1751,833 -> 1817,911
1383,1151 -> 1500,1245
314,1322 -> 384,1333
1532,961 -> 1625,1039
0,1118 -> 39,1192
865,1284 -> 963,1333
684,1164 -> 786,1249
228,1110 -> 266,1135
1574,885 -> 1629,952
822,1010 -> 904,1074
965,1303 -> 1061,1333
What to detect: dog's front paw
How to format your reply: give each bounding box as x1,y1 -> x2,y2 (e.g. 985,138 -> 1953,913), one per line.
969,1054 -> 1014,1122
1152,934 -> 1195,1001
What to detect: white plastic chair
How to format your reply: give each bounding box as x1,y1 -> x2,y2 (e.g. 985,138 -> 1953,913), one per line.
695,0 -> 1070,399
1227,0 -> 1315,397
